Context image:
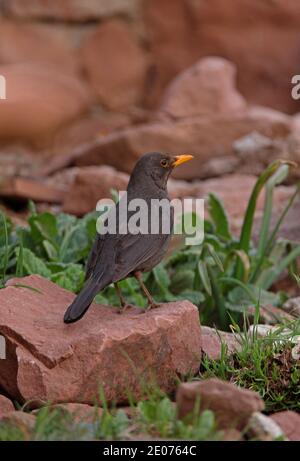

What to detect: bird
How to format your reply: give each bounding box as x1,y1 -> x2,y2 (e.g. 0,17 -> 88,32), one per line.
63,152 -> 193,324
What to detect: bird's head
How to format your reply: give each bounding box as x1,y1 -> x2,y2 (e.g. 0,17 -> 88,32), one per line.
129,152 -> 194,190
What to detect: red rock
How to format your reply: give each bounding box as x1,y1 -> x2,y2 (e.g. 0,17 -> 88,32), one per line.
53,111 -> 131,153
0,177 -> 65,204
0,20 -> 77,73
271,411 -> 300,441
62,166 -> 129,216
3,0 -> 138,21
81,19 -> 148,110
176,378 -> 264,430
72,108 -> 290,180
1,411 -> 36,432
50,403 -> 103,423
160,57 -> 246,119
222,429 -> 243,441
0,394 -> 15,417
0,275 -> 201,406
0,63 -> 90,145
201,326 -> 240,360
143,0 -> 300,113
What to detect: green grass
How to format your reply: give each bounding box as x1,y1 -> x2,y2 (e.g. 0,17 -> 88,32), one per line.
200,317 -> 300,412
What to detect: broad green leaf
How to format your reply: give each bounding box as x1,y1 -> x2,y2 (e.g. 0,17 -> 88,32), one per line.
208,193 -> 231,240
50,264 -> 85,292
176,290 -> 205,306
28,212 -> 58,246
17,248 -> 51,278
170,269 -> 195,293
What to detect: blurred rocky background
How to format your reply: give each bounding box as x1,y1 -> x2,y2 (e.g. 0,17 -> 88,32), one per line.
0,0 -> 299,237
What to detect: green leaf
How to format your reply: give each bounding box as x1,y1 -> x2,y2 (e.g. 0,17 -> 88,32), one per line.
28,212 -> 58,246
17,248 -> 51,278
205,243 -> 224,272
198,261 -> 212,296
227,282 -> 282,307
42,240 -> 58,261
224,250 -> 250,282
170,269 -> 195,294
235,160 -> 294,280
176,290 -> 205,306
16,229 -> 24,277
0,212 -> 9,283
50,264 -> 85,292
208,193 -> 232,240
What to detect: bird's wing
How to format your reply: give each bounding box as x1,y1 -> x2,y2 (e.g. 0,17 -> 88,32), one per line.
112,232 -> 170,282
85,233 -> 105,280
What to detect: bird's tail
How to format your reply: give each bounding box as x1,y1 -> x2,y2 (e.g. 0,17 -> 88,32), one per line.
64,277 -> 101,324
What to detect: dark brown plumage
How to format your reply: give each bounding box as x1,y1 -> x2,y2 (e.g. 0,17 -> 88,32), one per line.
63,152 -> 193,324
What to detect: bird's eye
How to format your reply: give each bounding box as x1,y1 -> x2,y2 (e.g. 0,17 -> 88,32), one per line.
160,159 -> 168,168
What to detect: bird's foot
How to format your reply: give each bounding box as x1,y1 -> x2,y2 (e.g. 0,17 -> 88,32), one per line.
145,302 -> 160,312
117,303 -> 136,314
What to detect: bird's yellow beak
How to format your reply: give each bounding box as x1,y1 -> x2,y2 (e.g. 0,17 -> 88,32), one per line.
172,154 -> 194,168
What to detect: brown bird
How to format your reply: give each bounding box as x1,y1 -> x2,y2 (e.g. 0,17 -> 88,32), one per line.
64,152 -> 193,324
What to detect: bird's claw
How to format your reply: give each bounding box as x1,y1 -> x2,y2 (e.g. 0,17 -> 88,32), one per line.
145,302 -> 160,312
117,303 -> 136,314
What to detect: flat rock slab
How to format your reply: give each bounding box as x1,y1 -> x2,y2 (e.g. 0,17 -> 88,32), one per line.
0,275 -> 201,406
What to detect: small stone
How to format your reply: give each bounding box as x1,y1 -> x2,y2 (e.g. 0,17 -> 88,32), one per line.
283,297 -> 300,317
201,326 -> 240,360
271,411 -> 300,441
246,412 -> 286,441
176,378 -> 264,430
49,403 -> 103,423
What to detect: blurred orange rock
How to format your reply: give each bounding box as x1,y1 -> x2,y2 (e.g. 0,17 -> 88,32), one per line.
0,20 -> 78,73
0,63 -> 90,145
160,57 -> 247,119
143,0 -> 300,113
0,177 -> 65,203
62,166 -> 129,216
81,19 -> 149,110
72,108 -> 290,180
3,0 -> 139,22
53,111 -> 131,153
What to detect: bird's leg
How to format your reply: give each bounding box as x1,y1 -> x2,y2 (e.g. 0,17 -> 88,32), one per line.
114,283 -> 135,314
134,271 -> 159,311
